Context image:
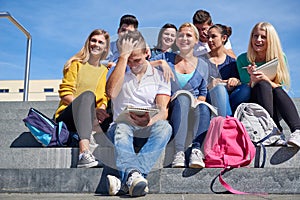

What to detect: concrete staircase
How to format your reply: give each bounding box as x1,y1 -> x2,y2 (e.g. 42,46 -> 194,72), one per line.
0,100 -> 299,194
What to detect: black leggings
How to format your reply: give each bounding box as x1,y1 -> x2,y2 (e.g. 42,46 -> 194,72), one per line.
251,80 -> 300,132
56,91 -> 98,140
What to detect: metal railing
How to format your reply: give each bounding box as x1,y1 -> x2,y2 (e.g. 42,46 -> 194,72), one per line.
0,11 -> 32,101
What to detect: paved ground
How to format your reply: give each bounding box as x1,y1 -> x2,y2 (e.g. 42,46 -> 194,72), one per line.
0,193 -> 300,200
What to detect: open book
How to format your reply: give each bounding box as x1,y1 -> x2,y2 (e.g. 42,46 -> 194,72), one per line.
255,57 -> 278,80
171,90 -> 218,115
115,106 -> 160,123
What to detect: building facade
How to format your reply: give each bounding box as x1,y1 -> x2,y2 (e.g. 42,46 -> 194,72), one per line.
0,80 -> 61,101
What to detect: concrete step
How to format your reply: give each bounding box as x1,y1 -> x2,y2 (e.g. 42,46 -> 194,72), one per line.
0,168 -> 299,194
1,146 -> 299,169
0,100 -> 299,194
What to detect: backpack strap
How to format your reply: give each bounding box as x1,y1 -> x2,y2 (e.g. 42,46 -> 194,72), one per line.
253,127 -> 284,168
215,167 -> 268,195
210,167 -> 251,194
56,121 -> 65,146
219,167 -> 249,194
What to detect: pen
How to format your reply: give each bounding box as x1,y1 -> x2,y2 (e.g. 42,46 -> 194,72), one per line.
242,62 -> 256,69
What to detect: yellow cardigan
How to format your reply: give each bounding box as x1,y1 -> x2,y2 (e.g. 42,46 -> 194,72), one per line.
54,61 -> 108,119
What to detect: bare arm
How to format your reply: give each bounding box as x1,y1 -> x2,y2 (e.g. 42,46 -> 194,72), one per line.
61,94 -> 74,105
106,38 -> 136,99
106,56 -> 127,99
150,60 -> 175,82
149,94 -> 170,125
128,94 -> 170,127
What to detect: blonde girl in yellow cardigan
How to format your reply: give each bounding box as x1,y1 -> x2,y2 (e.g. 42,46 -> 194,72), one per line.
55,29 -> 110,168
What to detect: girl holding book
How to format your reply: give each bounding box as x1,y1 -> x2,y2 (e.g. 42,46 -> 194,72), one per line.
151,23 -> 211,168
236,22 -> 300,147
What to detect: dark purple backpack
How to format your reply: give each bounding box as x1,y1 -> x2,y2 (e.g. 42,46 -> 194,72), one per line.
23,108 -> 70,146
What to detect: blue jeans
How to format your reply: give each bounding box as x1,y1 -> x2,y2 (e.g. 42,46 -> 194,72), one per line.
208,84 -> 232,116
107,120 -> 172,183
169,94 -> 211,152
208,84 -> 251,116
230,83 -> 251,114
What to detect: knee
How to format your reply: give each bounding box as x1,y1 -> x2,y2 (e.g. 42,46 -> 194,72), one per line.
273,86 -> 285,95
77,91 -> 95,103
233,84 -> 251,100
253,80 -> 272,91
114,123 -> 132,139
172,95 -> 191,107
153,120 -> 172,137
154,120 -> 172,130
210,85 -> 228,97
198,104 -> 210,114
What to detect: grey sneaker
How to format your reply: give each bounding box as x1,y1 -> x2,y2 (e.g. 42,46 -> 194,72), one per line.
77,150 -> 99,168
189,148 -> 205,168
126,170 -> 148,197
288,130 -> 300,148
171,151 -> 185,168
107,175 -> 121,196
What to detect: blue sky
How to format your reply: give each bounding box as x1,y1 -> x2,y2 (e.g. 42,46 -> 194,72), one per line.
1,0 -> 299,97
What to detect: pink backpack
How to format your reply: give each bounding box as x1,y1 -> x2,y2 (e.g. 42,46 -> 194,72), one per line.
203,116 -> 256,194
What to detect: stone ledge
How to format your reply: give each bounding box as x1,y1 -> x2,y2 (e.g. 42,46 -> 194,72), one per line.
1,145 -> 299,169
0,168 -> 299,194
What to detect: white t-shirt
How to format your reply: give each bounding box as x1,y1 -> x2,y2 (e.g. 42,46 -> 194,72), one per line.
193,39 -> 232,57
112,62 -> 171,121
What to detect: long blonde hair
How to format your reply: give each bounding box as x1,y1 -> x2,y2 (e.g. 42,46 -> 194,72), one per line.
247,22 -> 290,89
64,29 -> 110,69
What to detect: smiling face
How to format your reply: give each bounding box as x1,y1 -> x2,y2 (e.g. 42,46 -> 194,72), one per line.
127,49 -> 148,75
89,34 -> 107,58
207,27 -> 227,51
161,28 -> 177,50
176,26 -> 197,53
251,27 -> 268,54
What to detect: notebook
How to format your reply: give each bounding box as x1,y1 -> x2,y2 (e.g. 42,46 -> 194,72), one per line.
255,57 -> 278,80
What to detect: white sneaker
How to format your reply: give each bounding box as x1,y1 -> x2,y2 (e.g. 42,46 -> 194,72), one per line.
107,175 -> 121,196
126,170 -> 148,197
189,148 -> 205,168
288,130 -> 300,148
171,151 -> 185,168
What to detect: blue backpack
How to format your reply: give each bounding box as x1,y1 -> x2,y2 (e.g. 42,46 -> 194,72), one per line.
23,108 -> 70,146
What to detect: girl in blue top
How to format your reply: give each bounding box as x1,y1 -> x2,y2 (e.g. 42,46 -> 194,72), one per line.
151,23 -> 210,168
150,23 -> 178,58
201,24 -> 251,116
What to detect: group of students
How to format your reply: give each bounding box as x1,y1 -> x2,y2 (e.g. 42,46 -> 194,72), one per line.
53,10 -> 300,197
